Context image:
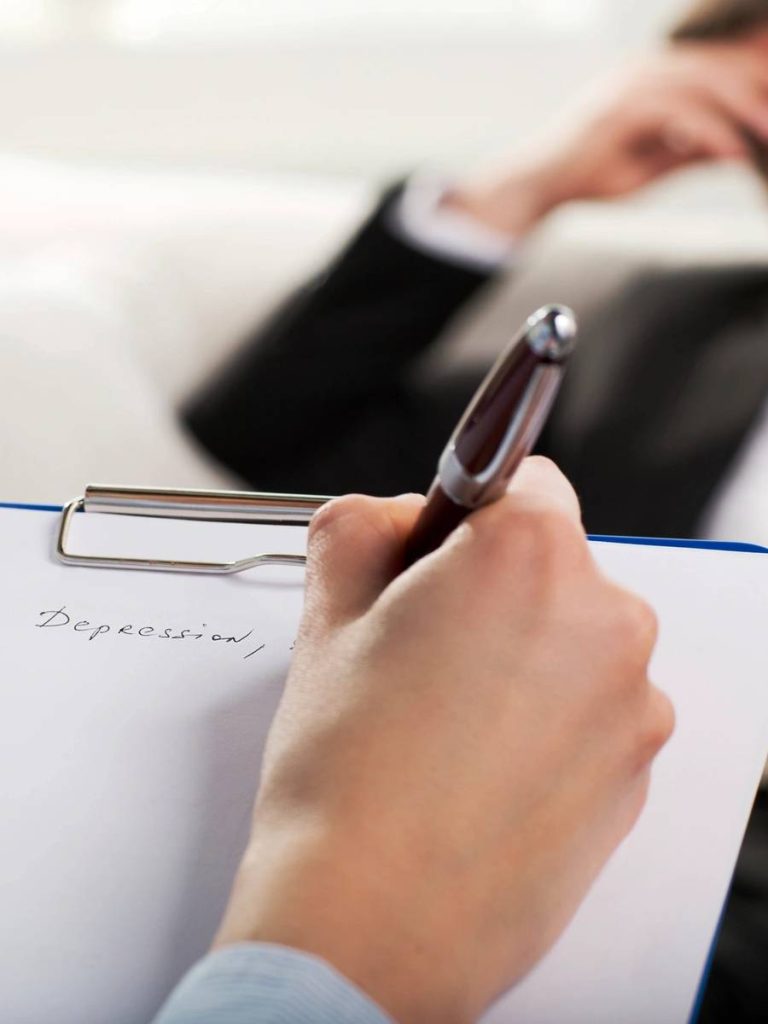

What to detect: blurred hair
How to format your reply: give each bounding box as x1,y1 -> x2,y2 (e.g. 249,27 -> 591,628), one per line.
670,0 -> 768,41
670,1 -> 768,177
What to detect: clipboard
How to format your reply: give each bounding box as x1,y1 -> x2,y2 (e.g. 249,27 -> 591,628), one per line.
1,486 -> 767,1024
3,485 -> 765,573
54,484 -> 328,574
12,484 -> 763,575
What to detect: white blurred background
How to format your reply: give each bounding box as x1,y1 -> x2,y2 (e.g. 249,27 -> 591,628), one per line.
2,1 -> 768,504
0,0 -> 715,178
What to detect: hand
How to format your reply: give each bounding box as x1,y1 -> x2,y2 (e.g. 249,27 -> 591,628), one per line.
448,33 -> 768,238
215,458 -> 674,1024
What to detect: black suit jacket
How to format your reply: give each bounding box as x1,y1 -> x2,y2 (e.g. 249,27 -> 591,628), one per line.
186,185 -> 768,541
542,261 -> 768,536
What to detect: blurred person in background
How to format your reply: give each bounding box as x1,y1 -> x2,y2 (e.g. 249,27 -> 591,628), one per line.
188,0 -> 768,532
185,2 -> 768,1019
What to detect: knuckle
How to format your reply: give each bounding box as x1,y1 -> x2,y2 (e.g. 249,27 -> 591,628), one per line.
499,501 -> 585,571
532,503 -> 580,546
651,689 -> 676,750
635,689 -> 676,765
514,455 -> 581,517
613,592 -> 659,658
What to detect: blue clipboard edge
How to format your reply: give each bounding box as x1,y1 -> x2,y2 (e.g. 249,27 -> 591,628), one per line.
0,501 -> 63,513
589,533 -> 768,554
0,500 -> 762,1017
3,501 -> 768,554
689,900 -> 729,1024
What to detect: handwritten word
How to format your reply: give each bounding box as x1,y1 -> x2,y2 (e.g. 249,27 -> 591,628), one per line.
35,606 -> 268,661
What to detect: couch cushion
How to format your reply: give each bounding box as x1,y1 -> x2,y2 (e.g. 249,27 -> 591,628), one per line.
0,249 -> 237,505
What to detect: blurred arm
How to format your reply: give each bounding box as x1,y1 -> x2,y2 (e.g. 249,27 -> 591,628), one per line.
183,182 -> 498,493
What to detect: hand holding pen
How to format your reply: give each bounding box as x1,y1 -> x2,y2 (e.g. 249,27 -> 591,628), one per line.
220,331 -> 674,1024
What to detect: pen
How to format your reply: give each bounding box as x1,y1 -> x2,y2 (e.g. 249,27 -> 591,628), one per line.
405,304 -> 577,566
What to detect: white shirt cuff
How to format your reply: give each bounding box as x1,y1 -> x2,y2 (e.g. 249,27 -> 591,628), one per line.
389,175 -> 518,273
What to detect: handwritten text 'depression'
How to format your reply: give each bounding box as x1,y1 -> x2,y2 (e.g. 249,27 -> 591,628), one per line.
33,606 -> 284,661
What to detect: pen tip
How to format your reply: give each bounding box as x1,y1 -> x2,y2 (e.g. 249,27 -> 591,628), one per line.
526,305 -> 577,363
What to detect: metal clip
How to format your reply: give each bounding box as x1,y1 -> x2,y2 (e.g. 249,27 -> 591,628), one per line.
56,485 -> 329,575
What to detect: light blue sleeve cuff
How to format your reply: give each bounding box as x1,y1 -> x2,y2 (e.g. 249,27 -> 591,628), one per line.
151,943 -> 395,1024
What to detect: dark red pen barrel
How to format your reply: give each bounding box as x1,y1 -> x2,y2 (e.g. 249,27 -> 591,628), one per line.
405,487 -> 470,567
404,306 -> 576,569
455,343 -> 540,474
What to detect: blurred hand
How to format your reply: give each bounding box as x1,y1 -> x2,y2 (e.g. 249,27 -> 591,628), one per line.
215,458 -> 674,1024
448,32 -> 768,237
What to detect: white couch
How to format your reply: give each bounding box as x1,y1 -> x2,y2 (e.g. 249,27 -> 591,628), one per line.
0,157 -> 372,503
3,155 -> 768,508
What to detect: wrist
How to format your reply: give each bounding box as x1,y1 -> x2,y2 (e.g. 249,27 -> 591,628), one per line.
445,156 -> 578,238
214,819 -> 474,1024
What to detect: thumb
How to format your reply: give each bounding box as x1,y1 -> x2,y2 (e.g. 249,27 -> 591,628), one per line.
303,493 -> 425,627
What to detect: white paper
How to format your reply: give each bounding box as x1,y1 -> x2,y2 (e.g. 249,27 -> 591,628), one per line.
0,508 -> 766,1024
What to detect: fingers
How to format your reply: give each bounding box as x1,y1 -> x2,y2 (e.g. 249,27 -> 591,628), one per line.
307,459 -> 581,628
422,457 -> 588,594
698,64 -> 768,147
504,456 -> 583,527
304,492 -> 425,627
662,96 -> 749,161
667,47 -> 768,153
472,455 -> 585,566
